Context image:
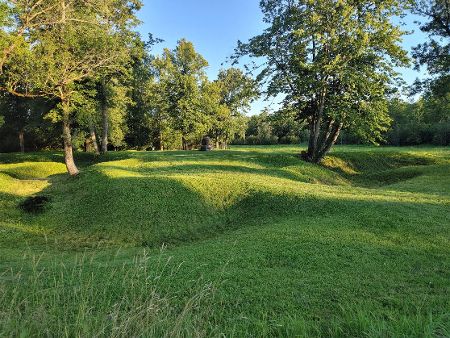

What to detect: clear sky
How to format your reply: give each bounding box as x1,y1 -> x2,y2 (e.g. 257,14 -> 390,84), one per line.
137,0 -> 428,114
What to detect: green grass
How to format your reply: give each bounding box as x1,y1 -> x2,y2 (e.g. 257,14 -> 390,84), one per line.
0,145 -> 449,337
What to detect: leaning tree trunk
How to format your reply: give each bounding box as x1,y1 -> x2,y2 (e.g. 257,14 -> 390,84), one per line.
304,119 -> 322,163
62,102 -> 79,176
305,121 -> 316,161
315,122 -> 343,163
18,130 -> 25,153
303,118 -> 343,164
303,90 -> 326,163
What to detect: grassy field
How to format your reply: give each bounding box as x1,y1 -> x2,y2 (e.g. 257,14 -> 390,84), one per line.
0,145 -> 449,337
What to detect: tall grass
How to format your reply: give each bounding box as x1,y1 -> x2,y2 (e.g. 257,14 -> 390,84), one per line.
0,249 -> 218,337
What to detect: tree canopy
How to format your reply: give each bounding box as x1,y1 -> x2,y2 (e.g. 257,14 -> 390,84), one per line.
412,0 -> 449,130
412,0 -> 449,77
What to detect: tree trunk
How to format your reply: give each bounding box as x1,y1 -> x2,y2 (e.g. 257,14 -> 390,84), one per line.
303,90 -> 329,163
303,118 -> 342,164
310,115 -> 322,159
19,130 -> 25,153
304,119 -> 321,162
100,79 -> 109,154
89,122 -> 100,155
101,104 -> 108,154
62,117 -> 79,176
316,122 -> 343,162
157,130 -> 164,151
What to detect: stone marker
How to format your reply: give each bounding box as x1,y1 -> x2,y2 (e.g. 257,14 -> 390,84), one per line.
200,136 -> 213,151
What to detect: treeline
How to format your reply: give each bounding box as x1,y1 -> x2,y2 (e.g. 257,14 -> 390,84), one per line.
0,1 -> 448,176
386,96 -> 449,146
0,39 -> 258,153
232,95 -> 450,147
3,66 -> 448,154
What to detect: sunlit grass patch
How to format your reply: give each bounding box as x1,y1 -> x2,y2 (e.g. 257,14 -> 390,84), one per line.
0,172 -> 50,196
0,162 -> 66,180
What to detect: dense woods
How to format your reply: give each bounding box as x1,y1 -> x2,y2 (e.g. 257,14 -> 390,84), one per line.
0,0 -> 448,174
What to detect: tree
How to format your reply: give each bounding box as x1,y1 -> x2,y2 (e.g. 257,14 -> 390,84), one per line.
216,68 -> 259,114
73,73 -> 133,155
146,50 -> 177,150
385,95 -> 449,146
211,68 -> 259,148
96,34 -> 143,154
245,110 -> 278,145
269,107 -> 305,143
149,40 -> 210,150
412,0 -> 449,127
0,1 -> 63,78
96,77 -> 132,153
126,37 -> 157,149
0,0 -> 142,175
412,0 -> 449,77
236,0 -> 410,163
0,92 -> 58,152
0,92 -> 56,152
201,80 -> 231,149
0,93 -> 29,152
71,81 -> 101,154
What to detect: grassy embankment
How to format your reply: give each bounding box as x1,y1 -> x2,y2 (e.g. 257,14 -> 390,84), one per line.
0,145 -> 449,337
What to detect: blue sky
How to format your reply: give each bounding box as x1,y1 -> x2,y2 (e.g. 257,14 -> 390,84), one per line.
137,0 -> 428,114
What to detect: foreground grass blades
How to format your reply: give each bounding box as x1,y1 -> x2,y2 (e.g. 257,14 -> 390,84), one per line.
0,145 -> 449,337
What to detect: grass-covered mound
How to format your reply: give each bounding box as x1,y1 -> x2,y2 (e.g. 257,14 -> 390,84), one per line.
0,146 -> 449,337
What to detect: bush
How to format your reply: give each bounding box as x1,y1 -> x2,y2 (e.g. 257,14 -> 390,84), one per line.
386,122 -> 450,146
278,135 -> 300,144
431,122 -> 450,146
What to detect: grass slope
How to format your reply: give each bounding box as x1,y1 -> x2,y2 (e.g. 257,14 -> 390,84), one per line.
0,145 -> 449,337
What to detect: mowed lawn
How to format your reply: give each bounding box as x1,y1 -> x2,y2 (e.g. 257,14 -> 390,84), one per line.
0,145 -> 449,337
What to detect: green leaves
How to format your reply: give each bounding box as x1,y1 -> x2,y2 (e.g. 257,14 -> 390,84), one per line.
144,40 -> 256,149
412,0 -> 449,119
237,0 -> 410,161
1,0 -> 141,99
216,68 -> 259,115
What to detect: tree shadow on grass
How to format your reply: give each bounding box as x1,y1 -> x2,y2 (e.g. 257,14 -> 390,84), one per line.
1,148 -> 448,337
339,150 -> 436,168
0,151 -> 140,167
159,211 -> 449,338
1,148 -> 448,251
20,166 -> 449,251
0,190 -> 56,250
97,162 -> 310,183
0,149 -> 304,175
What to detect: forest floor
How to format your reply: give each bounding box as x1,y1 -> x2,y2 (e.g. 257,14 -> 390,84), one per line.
0,145 -> 449,337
